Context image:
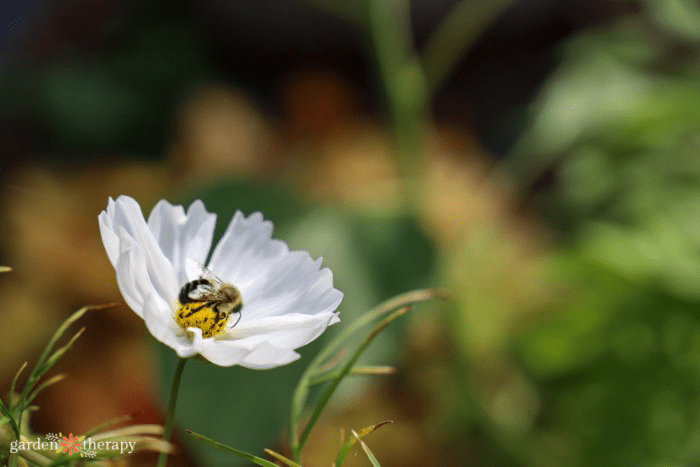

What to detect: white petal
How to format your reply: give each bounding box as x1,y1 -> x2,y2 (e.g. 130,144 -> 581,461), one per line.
113,230 -> 151,316
101,196 -> 179,304
142,293 -> 198,358
98,198 -> 120,266
208,211 -> 288,284
147,199 -> 216,284
198,339 -> 300,368
238,253 -> 344,320
239,343 -> 300,369
196,338 -> 252,366
195,313 -> 336,367
208,211 -> 343,321
221,312 -> 339,349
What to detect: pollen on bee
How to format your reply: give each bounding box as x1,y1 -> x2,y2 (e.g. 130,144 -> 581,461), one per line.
175,303 -> 228,338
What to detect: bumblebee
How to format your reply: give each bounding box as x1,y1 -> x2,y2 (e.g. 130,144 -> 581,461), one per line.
175,270 -> 243,338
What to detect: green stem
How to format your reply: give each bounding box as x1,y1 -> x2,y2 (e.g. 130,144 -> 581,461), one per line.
157,357 -> 188,467
295,307 -> 411,460
420,0 -> 518,97
289,288 -> 444,459
367,0 -> 428,212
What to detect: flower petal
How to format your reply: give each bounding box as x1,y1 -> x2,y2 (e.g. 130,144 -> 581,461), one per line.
196,338 -> 251,366
196,313 -> 336,367
98,198 -> 120,266
99,196 -> 179,304
208,211 -> 288,285
208,210 -> 343,321
239,343 -> 300,369
142,293 -> 198,358
222,312 -> 339,349
113,230 -> 151,316
198,338 -> 300,368
238,253 -> 344,320
147,199 -> 216,284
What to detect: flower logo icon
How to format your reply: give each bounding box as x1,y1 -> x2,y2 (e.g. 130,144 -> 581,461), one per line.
57,433 -> 84,456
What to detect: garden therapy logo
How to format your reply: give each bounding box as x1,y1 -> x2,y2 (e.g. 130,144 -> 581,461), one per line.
10,432 -> 136,457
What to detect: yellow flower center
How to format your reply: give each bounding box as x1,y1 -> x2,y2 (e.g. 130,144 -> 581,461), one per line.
176,303 -> 229,338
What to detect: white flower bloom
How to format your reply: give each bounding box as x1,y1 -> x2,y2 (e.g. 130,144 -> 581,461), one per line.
99,195 -> 342,368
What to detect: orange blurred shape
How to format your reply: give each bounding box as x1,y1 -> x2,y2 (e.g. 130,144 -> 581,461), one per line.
169,85 -> 275,181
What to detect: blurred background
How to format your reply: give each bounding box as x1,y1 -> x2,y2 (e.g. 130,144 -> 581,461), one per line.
3,0 -> 700,465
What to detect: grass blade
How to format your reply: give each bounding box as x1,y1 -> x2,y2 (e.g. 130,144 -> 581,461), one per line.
264,449 -> 302,467
82,414 -> 135,438
38,328 -> 86,375
335,421 -> 392,467
9,362 -> 27,410
0,398 -> 19,439
295,306 -> 411,459
15,304 -> 114,442
187,431 -> 279,467
24,374 -> 65,408
351,429 -> 381,467
309,366 -> 396,385
290,289 -> 445,456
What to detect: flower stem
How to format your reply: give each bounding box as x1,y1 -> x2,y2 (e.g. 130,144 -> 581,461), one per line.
157,357 -> 188,467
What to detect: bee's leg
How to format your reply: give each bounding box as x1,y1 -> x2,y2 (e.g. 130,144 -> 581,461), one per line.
230,311 -> 242,328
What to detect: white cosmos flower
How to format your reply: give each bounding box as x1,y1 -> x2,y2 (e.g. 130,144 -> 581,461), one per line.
99,195 -> 342,368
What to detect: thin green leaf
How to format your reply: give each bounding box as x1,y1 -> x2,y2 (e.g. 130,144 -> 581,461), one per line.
313,289 -> 445,371
18,448 -> 53,466
16,304 -> 114,441
264,449 -> 302,467
351,429 -> 381,467
335,421 -> 392,467
38,327 -> 86,375
0,398 -> 19,439
35,306 -> 97,374
290,289 -> 445,455
23,374 -> 66,408
82,414 -> 135,437
295,306 -> 411,460
94,424 -> 163,439
9,361 -> 27,410
309,366 -> 396,385
186,431 -> 278,467
421,0 -> 517,95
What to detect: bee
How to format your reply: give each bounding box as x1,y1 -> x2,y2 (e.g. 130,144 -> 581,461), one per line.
175,268 -> 243,338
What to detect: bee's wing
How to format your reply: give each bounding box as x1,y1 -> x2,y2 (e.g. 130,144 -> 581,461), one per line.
185,258 -> 226,285
186,281 -> 217,300
184,257 -> 230,301
184,257 -> 207,281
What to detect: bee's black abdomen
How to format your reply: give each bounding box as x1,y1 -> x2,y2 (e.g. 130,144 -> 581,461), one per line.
179,278 -> 210,304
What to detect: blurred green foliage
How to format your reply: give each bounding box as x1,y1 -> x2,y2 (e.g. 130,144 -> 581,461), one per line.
503,7 -> 700,467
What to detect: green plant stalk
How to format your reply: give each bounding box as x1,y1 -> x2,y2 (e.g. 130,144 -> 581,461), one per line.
351,429 -> 382,467
187,430 -> 278,467
294,306 -> 411,461
308,366 -> 395,385
367,0 -> 428,211
264,448 -> 303,467
9,362 -> 27,409
156,357 -> 187,467
335,420 -> 392,467
82,414 -> 135,438
289,289 -> 443,455
421,0 -> 519,96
